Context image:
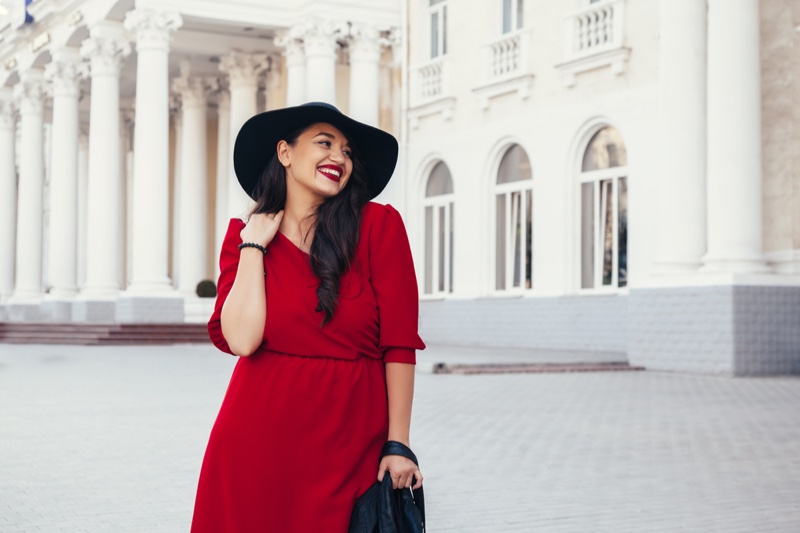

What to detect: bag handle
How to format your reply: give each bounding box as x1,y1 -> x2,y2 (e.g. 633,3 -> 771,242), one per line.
381,441 -> 419,466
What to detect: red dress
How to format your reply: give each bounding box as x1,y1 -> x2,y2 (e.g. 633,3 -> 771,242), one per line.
191,202 -> 425,533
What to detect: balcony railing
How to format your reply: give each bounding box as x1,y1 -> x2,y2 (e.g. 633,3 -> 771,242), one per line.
483,28 -> 531,82
414,57 -> 446,102
472,28 -> 534,110
556,0 -> 628,87
409,56 -> 455,126
565,0 -> 624,60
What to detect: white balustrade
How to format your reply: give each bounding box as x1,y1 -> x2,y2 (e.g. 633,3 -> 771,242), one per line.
566,0 -> 625,59
415,58 -> 445,102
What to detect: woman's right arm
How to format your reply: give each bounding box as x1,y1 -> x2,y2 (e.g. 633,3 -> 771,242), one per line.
219,211 -> 284,357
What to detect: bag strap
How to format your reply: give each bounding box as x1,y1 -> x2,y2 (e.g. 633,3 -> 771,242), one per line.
381,440 -> 419,466
380,440 -> 426,531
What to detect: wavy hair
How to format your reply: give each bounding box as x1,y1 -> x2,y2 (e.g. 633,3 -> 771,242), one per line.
249,126 -> 372,325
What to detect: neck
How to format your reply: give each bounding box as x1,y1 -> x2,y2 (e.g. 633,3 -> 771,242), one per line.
281,180 -> 321,242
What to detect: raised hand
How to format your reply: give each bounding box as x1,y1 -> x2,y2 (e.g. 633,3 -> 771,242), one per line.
240,210 -> 285,248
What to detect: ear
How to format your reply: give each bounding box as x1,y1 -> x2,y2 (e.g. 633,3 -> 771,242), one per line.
276,140 -> 291,167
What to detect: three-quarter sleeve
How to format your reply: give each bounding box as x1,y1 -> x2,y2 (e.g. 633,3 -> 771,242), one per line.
369,204 -> 426,364
207,217 -> 247,355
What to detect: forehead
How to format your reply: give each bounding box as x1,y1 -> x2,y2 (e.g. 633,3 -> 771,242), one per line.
301,122 -> 350,143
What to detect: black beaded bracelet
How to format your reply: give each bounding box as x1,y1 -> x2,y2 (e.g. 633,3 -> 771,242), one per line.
238,242 -> 268,254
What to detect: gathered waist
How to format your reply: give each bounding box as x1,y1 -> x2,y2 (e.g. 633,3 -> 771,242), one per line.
252,346 -> 383,363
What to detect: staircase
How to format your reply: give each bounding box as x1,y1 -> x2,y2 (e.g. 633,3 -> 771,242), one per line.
0,323 -> 211,345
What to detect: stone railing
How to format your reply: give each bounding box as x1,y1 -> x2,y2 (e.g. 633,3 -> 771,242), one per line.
483,28 -> 531,82
564,0 -> 625,60
408,56 -> 454,125
556,0 -> 628,87
413,56 -> 447,102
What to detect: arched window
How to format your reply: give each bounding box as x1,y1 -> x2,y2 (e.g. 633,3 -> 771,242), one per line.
423,162 -> 454,295
580,125 -> 628,290
494,145 -> 532,291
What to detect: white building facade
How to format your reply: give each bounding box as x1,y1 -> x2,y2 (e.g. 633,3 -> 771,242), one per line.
1,0 -> 799,375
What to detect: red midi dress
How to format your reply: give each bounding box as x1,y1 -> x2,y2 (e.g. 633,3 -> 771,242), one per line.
191,202 -> 425,533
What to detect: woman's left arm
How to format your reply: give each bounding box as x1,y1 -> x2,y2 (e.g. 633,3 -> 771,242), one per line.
379,362 -> 423,490
369,204 -> 426,490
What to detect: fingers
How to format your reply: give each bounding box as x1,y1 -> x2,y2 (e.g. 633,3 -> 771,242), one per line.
377,457 -> 424,490
412,469 -> 423,490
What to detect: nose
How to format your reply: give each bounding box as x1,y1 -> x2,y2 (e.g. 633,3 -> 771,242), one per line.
329,148 -> 345,164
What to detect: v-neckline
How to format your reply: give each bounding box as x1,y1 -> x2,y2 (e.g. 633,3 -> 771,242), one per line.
276,231 -> 311,257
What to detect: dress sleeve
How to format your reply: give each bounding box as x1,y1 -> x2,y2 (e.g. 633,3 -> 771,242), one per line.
369,204 -> 426,364
207,217 -> 247,355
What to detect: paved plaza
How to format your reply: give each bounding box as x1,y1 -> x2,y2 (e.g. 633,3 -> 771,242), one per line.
1,343 -> 799,532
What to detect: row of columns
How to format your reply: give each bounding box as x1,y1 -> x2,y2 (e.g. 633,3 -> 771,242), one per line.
0,11 -> 392,319
281,21 -> 387,126
656,0 -> 769,275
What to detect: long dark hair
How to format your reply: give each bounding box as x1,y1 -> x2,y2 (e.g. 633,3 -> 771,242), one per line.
249,126 -> 372,325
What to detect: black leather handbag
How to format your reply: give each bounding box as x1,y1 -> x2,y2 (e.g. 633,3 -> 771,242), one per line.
348,441 -> 426,533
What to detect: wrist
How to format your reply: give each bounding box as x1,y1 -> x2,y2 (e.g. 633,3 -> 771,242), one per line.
387,436 -> 410,447
238,242 -> 268,254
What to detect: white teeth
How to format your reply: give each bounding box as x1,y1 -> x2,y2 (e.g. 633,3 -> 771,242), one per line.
318,168 -> 341,178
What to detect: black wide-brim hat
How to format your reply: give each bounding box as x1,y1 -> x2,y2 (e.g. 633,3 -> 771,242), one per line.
233,102 -> 399,200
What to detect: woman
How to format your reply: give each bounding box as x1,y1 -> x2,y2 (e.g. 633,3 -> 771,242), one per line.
191,102 -> 426,532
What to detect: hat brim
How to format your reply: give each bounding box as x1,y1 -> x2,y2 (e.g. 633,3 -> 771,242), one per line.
233,103 -> 399,200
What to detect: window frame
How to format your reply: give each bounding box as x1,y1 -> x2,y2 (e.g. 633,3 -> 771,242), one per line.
428,0 -> 448,59
501,0 -> 524,34
421,161 -> 455,299
576,128 -> 628,295
491,145 -> 534,295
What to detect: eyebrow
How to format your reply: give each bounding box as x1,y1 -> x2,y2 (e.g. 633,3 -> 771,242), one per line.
314,131 -> 350,148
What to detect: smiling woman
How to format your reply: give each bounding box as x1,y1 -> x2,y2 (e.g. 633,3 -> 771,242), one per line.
191,102 -> 426,533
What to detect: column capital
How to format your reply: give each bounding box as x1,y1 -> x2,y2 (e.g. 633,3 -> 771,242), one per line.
301,19 -> 344,58
0,90 -> 15,129
219,52 -> 269,88
347,23 -> 385,63
13,69 -> 45,116
172,75 -> 218,108
214,87 -> 230,110
44,48 -> 87,98
124,8 -> 182,52
80,34 -> 131,77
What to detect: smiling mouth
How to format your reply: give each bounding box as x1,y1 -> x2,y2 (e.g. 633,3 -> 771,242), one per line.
317,166 -> 342,182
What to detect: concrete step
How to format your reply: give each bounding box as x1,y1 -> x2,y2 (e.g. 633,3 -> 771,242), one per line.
0,322 -> 211,345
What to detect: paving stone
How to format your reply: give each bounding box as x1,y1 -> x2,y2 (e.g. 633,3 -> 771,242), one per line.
0,343 -> 799,532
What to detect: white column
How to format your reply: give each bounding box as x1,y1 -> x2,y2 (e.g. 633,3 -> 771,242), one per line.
170,97 -> 183,289
653,0 -> 706,274
76,132 -> 89,291
264,59 -> 282,111
79,25 -> 130,296
220,52 -> 267,219
702,0 -> 769,274
11,69 -> 46,301
174,76 -> 213,296
124,9 -> 182,293
0,91 -> 16,302
303,22 -> 339,104
214,89 -> 230,276
348,24 -> 382,126
44,48 -> 84,298
281,34 -> 306,106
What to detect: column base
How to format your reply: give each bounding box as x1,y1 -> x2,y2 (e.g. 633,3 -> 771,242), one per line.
766,249 -> 800,275
700,254 -> 772,274
628,284 -> 800,376
652,258 -> 702,275
116,294 -> 185,323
